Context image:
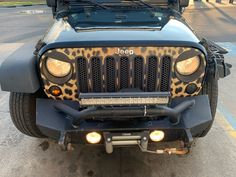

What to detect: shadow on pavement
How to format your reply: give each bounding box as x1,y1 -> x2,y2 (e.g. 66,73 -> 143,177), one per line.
208,2 -> 236,24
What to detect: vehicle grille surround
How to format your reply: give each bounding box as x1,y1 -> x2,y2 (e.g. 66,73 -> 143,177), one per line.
40,47 -> 206,101
76,55 -> 171,93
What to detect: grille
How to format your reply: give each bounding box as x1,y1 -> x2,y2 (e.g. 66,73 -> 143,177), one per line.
133,56 -> 144,89
105,57 -> 116,92
147,56 -> 158,92
77,55 -> 171,93
119,57 -> 129,89
91,57 -> 102,92
77,57 -> 88,93
160,56 -> 171,92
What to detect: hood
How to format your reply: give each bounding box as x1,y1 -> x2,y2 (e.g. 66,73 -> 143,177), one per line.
40,12 -> 205,55
43,18 -> 200,43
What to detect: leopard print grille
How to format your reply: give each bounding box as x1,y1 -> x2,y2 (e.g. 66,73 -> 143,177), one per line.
39,47 -> 206,101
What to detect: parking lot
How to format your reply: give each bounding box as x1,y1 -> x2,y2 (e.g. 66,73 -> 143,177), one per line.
0,3 -> 236,177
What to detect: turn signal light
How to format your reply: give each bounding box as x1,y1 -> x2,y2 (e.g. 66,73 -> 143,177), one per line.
86,132 -> 102,144
150,130 -> 165,142
49,86 -> 62,96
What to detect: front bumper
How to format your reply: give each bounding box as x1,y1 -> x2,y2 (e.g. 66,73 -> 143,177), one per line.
36,95 -> 212,152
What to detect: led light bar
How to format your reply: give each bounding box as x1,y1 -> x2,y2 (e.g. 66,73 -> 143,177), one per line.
79,92 -> 170,106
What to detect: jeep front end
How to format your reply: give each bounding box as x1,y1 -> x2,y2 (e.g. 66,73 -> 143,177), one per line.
0,0 -> 231,155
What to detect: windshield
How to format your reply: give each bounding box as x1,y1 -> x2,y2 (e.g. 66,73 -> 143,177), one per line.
64,0 -> 171,10
68,10 -> 173,29
60,0 -> 176,29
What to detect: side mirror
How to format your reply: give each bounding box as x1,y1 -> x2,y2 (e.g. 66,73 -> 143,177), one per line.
46,0 -> 57,18
46,0 -> 56,7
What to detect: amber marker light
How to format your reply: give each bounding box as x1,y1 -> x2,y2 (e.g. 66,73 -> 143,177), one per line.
86,132 -> 102,144
150,130 -> 165,142
49,86 -> 62,96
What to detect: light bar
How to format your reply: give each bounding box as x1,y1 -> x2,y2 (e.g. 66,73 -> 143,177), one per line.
79,92 -> 170,106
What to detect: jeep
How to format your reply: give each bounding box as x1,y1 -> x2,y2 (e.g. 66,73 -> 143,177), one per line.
0,0 -> 231,154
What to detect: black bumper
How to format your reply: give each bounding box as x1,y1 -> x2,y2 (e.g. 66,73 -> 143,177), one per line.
36,95 -> 212,144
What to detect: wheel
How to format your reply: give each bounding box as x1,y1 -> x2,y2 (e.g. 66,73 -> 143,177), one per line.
200,76 -> 218,137
9,92 -> 45,138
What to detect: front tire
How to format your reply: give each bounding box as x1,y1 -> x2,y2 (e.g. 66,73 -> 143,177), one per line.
200,76 -> 218,137
9,92 -> 45,138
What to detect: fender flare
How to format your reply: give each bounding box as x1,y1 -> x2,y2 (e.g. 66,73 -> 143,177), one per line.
0,43 -> 40,93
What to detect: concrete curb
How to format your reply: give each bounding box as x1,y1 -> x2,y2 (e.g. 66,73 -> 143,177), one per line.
0,4 -> 45,8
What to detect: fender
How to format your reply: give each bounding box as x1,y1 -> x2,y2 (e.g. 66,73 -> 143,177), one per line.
0,43 -> 40,93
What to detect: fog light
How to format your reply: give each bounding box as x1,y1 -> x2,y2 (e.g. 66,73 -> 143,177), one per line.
86,132 -> 102,144
150,130 -> 165,142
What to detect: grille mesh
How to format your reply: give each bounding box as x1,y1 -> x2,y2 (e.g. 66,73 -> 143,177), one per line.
105,57 -> 116,92
77,55 -> 171,93
91,57 -> 102,92
119,57 -> 129,89
77,57 -> 88,93
133,56 -> 144,89
147,56 -> 158,92
160,56 -> 171,92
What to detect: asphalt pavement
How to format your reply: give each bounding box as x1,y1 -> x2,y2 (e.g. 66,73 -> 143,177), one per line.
0,4 -> 236,177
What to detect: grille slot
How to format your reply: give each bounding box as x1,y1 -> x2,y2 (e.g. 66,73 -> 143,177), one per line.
77,57 -> 88,93
147,56 -> 158,92
91,57 -> 102,92
119,57 -> 129,89
105,57 -> 116,92
133,56 -> 144,89
160,56 -> 171,92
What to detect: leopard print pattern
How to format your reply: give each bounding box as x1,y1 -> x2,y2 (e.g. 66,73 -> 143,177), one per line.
39,47 -> 206,101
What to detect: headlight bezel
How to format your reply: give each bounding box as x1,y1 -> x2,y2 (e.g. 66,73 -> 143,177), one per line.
176,56 -> 201,76
174,50 -> 205,82
41,57 -> 73,85
46,58 -> 72,78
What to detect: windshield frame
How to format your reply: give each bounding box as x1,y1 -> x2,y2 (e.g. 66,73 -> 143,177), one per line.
62,7 -> 178,31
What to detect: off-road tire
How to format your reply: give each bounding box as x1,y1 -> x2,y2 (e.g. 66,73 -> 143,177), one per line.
200,76 -> 218,137
9,92 -> 45,138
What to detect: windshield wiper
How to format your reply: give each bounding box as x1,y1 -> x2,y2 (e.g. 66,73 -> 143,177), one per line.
78,0 -> 110,9
129,0 -> 156,9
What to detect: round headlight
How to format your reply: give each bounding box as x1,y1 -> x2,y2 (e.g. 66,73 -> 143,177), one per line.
46,58 -> 71,77
176,56 -> 200,76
